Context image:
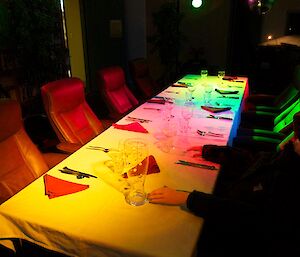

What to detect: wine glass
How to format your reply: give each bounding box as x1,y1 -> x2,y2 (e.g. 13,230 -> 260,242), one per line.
218,70 -> 225,80
217,70 -> 226,87
181,101 -> 194,133
204,83 -> 213,105
187,83 -> 196,101
160,119 -> 177,152
104,148 -> 130,192
123,138 -> 149,206
201,69 -> 208,78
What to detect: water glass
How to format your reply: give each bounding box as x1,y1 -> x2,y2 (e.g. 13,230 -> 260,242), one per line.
181,101 -> 194,133
160,119 -> 177,153
203,84 -> 213,105
123,138 -> 149,206
200,69 -> 208,78
217,70 -> 225,79
104,149 -> 124,177
187,83 -> 196,101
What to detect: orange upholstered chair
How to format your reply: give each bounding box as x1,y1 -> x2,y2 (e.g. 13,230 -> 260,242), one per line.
41,77 -> 105,153
96,66 -> 139,119
0,99 -> 67,204
129,58 -> 160,100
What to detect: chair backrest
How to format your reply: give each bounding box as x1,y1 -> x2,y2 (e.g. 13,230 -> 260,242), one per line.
274,65 -> 300,110
0,99 -> 49,204
273,84 -> 300,111
274,99 -> 300,133
41,77 -> 104,145
129,58 -> 158,100
96,66 -> 139,118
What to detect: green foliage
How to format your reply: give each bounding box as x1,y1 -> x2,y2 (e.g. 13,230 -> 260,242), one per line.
1,0 -> 69,91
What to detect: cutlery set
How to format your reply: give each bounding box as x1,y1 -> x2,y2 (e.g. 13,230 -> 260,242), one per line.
197,129 -> 224,138
59,166 -> 97,179
175,160 -> 217,170
125,116 -> 152,123
206,114 -> 233,120
86,145 -> 110,152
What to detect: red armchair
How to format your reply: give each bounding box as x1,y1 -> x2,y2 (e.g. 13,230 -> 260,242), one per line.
129,58 -> 160,100
0,99 -> 67,204
41,77 -> 105,153
96,66 -> 139,119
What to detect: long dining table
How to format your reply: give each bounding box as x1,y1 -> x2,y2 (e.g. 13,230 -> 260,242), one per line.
0,74 -> 248,257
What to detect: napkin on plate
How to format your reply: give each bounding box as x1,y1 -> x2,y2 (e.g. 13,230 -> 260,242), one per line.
201,106 -> 231,113
123,155 -> 160,178
215,88 -> 239,95
112,122 -> 149,133
44,174 -> 89,199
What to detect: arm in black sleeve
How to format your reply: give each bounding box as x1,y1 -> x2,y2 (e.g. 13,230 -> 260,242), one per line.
202,145 -> 254,166
186,190 -> 258,219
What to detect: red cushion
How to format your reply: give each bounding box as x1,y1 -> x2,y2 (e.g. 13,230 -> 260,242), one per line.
41,78 -> 104,144
97,66 -> 138,116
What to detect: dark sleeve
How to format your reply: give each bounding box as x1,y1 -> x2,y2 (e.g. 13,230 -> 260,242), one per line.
202,144 -> 254,166
186,190 -> 258,219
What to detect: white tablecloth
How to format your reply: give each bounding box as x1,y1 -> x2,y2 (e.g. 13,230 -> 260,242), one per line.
0,75 -> 248,257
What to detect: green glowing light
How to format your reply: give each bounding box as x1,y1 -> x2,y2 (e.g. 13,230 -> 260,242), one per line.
192,0 -> 202,8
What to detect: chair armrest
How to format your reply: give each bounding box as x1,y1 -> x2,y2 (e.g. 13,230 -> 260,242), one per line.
237,127 -> 286,140
240,111 -> 277,130
42,152 -> 69,169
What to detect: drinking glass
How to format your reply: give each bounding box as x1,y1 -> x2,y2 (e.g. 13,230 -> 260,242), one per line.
200,69 -> 208,78
217,70 -> 225,79
104,148 -> 130,193
160,119 -> 177,152
181,101 -> 194,133
187,83 -> 196,101
204,83 -> 213,105
164,98 -> 174,120
123,138 -> 149,206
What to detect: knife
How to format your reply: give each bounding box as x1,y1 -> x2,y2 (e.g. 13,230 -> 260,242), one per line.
176,160 -> 217,170
60,166 -> 97,179
207,114 -> 233,120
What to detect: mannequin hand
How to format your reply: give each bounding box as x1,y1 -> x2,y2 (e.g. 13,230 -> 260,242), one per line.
148,186 -> 190,205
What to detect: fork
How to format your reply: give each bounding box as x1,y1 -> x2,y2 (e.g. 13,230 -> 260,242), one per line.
197,130 -> 224,137
86,146 -> 110,153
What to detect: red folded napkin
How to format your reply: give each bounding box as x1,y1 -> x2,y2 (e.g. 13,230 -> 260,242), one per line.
172,82 -> 188,88
215,88 -> 239,94
201,106 -> 231,113
123,155 -> 160,178
113,122 -> 149,133
44,174 -> 89,199
147,99 -> 165,104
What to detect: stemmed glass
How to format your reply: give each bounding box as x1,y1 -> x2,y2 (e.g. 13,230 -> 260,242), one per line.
217,70 -> 225,87
187,83 -> 196,101
164,98 -> 174,120
123,138 -> 149,206
181,101 -> 194,133
104,148 -> 129,193
204,83 -> 213,105
201,69 -> 208,78
160,119 -> 177,153
218,70 -> 225,80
